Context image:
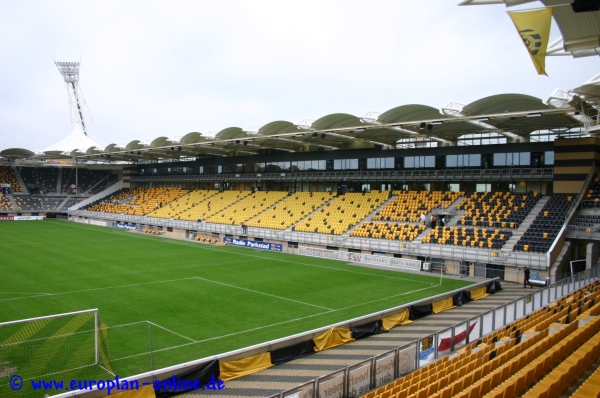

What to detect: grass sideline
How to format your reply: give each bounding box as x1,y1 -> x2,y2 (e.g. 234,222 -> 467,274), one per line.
0,219 -> 472,379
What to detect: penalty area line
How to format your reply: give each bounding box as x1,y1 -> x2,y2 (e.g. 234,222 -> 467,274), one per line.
192,276 -> 334,311
109,284 -> 439,364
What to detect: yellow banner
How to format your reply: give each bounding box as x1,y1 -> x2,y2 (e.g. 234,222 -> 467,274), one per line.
508,8 -> 553,75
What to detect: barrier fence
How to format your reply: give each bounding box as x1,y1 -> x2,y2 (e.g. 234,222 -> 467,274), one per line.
271,266 -> 599,398
68,210 -> 548,269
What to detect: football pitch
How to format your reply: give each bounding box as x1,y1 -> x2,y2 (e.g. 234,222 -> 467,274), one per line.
0,220 -> 472,380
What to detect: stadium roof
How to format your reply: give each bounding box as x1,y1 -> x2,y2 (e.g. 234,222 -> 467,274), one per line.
458,0 -> 600,57
1,91 -> 595,163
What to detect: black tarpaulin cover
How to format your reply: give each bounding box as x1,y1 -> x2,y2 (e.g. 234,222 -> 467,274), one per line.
410,304 -> 433,320
270,339 -> 316,365
155,359 -> 220,398
351,320 -> 388,340
453,291 -> 472,307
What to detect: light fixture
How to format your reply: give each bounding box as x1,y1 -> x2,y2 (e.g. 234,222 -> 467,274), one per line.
430,121 -> 444,125
355,128 -> 366,132
477,117 -> 490,121
527,112 -> 543,117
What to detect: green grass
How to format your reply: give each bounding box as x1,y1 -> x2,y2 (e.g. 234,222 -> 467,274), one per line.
0,219 -> 471,381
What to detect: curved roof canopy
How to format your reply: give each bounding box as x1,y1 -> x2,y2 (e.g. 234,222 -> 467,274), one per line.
6,92 -> 589,163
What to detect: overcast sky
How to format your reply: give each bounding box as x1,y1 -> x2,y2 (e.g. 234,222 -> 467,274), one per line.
0,0 -> 597,151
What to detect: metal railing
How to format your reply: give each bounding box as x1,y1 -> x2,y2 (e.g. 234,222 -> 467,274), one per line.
130,167 -> 554,183
273,266 -> 599,398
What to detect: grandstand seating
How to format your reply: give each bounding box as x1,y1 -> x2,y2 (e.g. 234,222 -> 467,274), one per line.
0,166 -> 22,192
573,213 -> 600,230
147,190 -> 219,219
351,222 -> 426,241
12,195 -> 43,211
582,176 -> 600,208
514,193 -> 577,253
206,191 -> 289,225
62,168 -> 117,193
177,190 -> 253,221
363,280 -> 600,398
0,194 -> 14,211
18,167 -> 58,193
373,191 -> 462,223
294,190 -> 390,235
422,226 -> 512,249
126,188 -> 188,216
457,191 -> 540,229
246,191 -> 336,230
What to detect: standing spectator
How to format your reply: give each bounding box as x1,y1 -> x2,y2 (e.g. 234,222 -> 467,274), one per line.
431,215 -> 437,228
524,267 -> 533,288
420,214 -> 426,226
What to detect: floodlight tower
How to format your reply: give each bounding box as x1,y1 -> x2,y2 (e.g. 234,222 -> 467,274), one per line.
55,61 -> 94,136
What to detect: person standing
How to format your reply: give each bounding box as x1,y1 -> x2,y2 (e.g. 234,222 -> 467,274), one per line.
524,267 -> 533,288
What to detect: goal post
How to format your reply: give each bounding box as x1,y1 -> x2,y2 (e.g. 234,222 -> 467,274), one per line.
0,309 -> 113,396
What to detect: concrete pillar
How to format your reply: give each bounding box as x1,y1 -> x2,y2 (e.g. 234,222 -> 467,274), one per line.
586,242 -> 598,270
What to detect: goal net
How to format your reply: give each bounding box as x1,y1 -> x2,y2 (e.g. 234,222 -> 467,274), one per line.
0,309 -> 113,397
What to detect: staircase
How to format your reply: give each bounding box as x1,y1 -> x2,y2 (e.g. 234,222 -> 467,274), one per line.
6,195 -> 19,210
10,166 -> 28,194
86,173 -> 110,194
56,168 -> 63,193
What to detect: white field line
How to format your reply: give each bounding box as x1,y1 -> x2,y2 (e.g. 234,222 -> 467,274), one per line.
0,292 -> 51,295
192,276 -> 334,311
109,284 -> 439,363
46,219 -> 432,285
145,320 -> 196,342
0,277 -> 201,303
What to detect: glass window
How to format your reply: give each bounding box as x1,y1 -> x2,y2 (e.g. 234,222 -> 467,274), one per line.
476,183 -> 491,192
493,153 -> 506,166
447,155 -> 457,168
448,183 -> 460,192
367,158 -> 376,169
544,151 -> 554,165
424,156 -> 435,168
469,154 -> 481,167
519,152 -> 530,166
404,157 -> 415,168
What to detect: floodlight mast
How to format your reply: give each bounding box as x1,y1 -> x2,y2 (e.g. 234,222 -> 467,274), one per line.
55,61 -> 93,136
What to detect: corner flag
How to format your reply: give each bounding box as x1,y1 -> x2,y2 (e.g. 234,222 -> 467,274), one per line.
508,8 -> 553,76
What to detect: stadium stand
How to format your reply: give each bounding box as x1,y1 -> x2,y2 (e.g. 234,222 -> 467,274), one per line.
205,190 -> 289,225
0,165 -> 22,192
373,191 -> 462,223
0,193 -> 14,211
363,280 -> 600,398
146,189 -> 219,219
422,226 -> 513,249
294,190 -> 390,235
457,191 -> 540,229
514,193 -> 576,253
18,167 -> 58,193
246,191 -> 336,230
60,196 -> 86,210
177,190 -> 254,221
351,222 -> 426,241
12,195 -> 43,211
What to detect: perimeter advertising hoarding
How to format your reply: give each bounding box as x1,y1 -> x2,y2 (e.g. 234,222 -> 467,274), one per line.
223,237 -> 282,252
298,246 -> 421,271
112,221 -> 142,232
0,216 -> 46,221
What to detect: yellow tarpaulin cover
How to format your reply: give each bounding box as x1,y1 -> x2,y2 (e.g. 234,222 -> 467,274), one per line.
382,309 -> 413,331
508,7 -> 553,75
470,287 -> 489,301
110,385 -> 155,398
433,297 -> 456,314
219,352 -> 273,381
313,327 -> 354,352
